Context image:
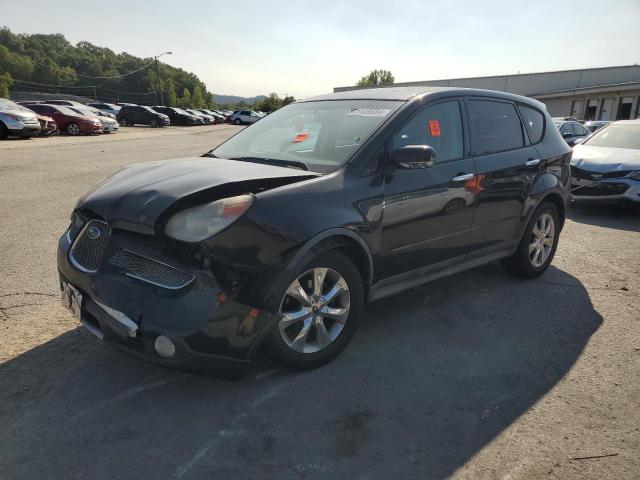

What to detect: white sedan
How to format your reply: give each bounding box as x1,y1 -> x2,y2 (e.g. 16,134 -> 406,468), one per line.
570,119 -> 640,205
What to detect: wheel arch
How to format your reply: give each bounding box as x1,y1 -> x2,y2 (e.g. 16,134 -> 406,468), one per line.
286,228 -> 375,289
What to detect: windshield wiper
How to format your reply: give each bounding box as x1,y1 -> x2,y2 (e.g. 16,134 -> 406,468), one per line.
226,156 -> 310,171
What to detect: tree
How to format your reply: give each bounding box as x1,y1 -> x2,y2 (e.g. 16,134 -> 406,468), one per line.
0,72 -> 12,98
192,85 -> 206,109
165,80 -> 177,107
356,69 -> 395,87
282,95 -> 295,107
179,88 -> 192,108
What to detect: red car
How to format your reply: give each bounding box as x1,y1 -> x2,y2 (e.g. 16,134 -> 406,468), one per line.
35,114 -> 57,136
26,104 -> 102,135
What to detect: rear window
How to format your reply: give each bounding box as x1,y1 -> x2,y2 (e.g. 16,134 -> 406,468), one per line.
518,104 -> 545,144
468,100 -> 524,155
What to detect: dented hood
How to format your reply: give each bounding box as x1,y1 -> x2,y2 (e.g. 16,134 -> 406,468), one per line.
76,157 -> 316,233
571,145 -> 640,173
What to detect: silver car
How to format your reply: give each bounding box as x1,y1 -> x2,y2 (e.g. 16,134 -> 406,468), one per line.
0,98 -> 41,139
229,110 -> 261,125
87,102 -> 121,118
68,106 -> 120,133
570,119 -> 640,205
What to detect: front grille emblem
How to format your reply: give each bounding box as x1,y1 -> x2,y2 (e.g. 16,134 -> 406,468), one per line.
87,226 -> 101,240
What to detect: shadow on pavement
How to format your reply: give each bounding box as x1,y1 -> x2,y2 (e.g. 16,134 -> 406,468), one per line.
568,202 -> 639,232
0,264 -> 602,480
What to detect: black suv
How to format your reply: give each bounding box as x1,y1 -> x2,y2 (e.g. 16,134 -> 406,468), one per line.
116,105 -> 169,127
58,87 -> 571,378
152,106 -> 200,126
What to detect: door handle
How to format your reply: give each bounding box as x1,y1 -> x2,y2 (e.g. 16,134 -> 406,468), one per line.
525,158 -> 541,167
451,173 -> 475,182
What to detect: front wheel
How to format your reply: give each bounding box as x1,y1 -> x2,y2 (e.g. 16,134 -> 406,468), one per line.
150,119 -> 158,128
119,118 -> 129,126
263,251 -> 364,370
234,118 -> 242,125
67,123 -> 81,136
501,202 -> 560,278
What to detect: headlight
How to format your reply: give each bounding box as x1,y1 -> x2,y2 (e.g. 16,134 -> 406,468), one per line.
165,194 -> 253,242
628,171 -> 640,180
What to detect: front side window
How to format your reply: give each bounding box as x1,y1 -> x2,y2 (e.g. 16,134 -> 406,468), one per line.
213,100 -> 402,173
518,104 -> 545,144
468,100 -> 524,155
392,100 -> 464,163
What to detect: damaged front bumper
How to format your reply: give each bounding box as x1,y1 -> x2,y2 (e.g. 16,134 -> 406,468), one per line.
57,226 -> 276,379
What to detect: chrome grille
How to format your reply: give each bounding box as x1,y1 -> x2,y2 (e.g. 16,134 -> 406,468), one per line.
69,220 -> 110,273
109,249 -> 195,290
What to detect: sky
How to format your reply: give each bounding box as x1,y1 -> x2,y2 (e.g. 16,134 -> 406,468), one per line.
1,0 -> 639,99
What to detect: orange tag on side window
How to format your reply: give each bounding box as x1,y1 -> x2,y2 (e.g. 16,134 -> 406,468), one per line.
292,133 -> 310,143
428,120 -> 441,137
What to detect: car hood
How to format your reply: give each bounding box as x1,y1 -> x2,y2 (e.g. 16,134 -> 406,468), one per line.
76,157 -> 317,234
571,145 -> 640,172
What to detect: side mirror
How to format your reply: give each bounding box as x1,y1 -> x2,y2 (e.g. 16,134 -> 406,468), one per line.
391,145 -> 436,169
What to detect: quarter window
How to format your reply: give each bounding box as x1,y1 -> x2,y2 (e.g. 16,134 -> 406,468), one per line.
392,100 -> 464,163
517,104 -> 545,144
560,123 -> 574,135
468,100 -> 524,155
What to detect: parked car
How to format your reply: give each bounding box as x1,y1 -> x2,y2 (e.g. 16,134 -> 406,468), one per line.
152,106 -> 200,126
197,109 -> 225,123
229,110 -> 261,125
58,87 -> 571,378
68,106 -> 119,133
87,102 -> 121,118
26,103 -> 102,135
0,98 -> 41,138
584,120 -> 612,133
570,120 -> 640,205
184,108 -> 215,124
35,113 -> 57,136
554,119 -> 590,146
117,105 -> 169,127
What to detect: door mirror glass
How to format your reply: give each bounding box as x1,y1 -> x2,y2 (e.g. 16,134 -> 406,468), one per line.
391,145 -> 436,169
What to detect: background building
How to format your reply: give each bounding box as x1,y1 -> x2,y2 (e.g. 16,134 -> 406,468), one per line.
334,65 -> 640,120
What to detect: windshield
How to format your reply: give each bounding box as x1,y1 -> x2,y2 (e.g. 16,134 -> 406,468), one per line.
53,105 -> 79,116
583,124 -> 640,149
140,106 -> 155,113
172,107 -> 189,114
70,107 -> 98,118
212,100 -> 402,173
0,99 -> 22,111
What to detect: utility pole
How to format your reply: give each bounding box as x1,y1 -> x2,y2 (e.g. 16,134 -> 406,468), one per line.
153,51 -> 172,105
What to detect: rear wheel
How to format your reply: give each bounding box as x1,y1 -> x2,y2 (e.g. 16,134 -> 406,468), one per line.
67,123 -> 80,136
263,251 -> 363,370
502,202 -> 560,278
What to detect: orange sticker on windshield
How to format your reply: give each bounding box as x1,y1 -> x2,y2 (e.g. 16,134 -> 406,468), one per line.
428,120 -> 441,136
292,133 -> 310,143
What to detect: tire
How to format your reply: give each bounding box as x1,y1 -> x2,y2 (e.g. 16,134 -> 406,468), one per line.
67,123 -> 81,136
262,251 -> 364,370
501,202 -> 560,278
0,122 -> 8,139
150,119 -> 158,128
119,118 -> 129,126
234,118 -> 242,125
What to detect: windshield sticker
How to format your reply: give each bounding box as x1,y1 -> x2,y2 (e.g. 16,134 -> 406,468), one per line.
348,108 -> 391,117
292,132 -> 310,143
428,120 -> 441,137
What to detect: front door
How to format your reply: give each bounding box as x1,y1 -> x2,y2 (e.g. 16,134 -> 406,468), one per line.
380,98 -> 476,278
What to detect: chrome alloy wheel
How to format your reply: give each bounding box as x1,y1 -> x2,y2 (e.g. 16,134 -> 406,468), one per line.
278,267 -> 350,354
67,123 -> 80,135
529,212 -> 555,267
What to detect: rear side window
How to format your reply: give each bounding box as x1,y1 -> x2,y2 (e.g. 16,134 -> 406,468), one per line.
468,100 -> 524,155
574,122 -> 588,136
518,104 -> 545,144
392,100 -> 464,163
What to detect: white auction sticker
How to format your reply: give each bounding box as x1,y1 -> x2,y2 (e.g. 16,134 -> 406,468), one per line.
347,108 -> 391,117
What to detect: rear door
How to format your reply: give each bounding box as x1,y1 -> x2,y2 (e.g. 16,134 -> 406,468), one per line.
465,98 -> 540,255
380,98 -> 477,278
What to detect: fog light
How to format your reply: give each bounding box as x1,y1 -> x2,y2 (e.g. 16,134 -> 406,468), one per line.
154,335 -> 175,358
